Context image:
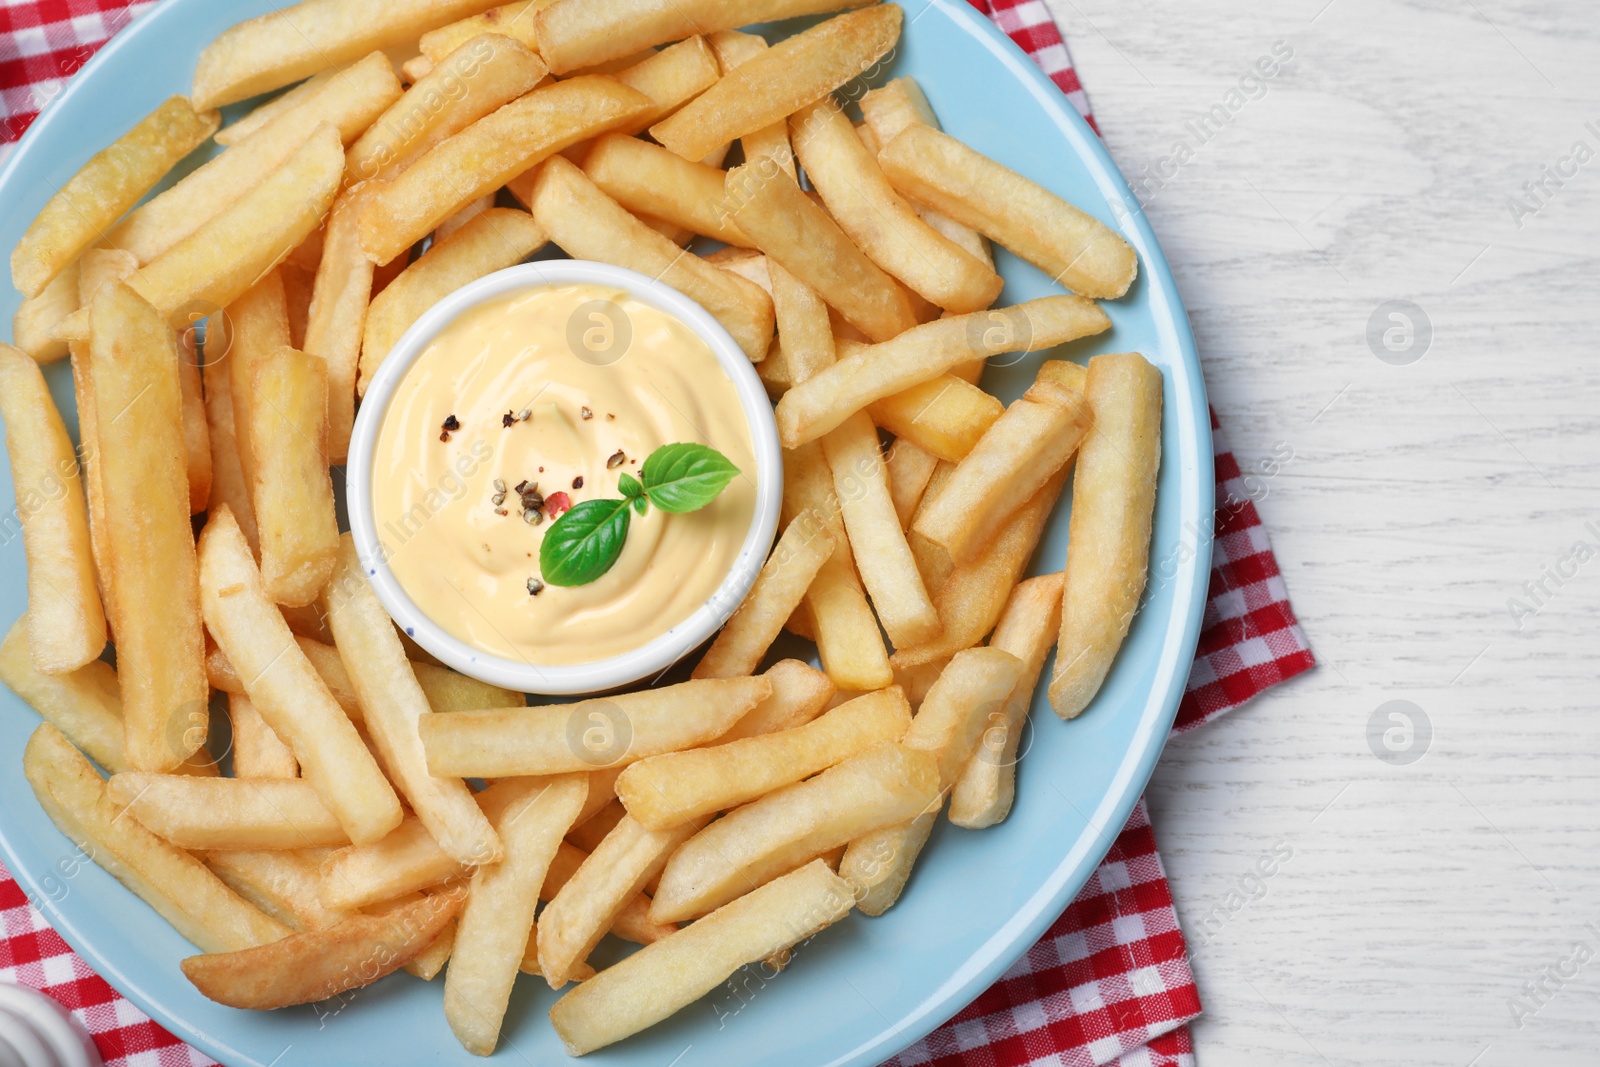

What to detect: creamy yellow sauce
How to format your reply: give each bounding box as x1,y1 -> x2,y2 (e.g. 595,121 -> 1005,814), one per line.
371,283 -> 757,666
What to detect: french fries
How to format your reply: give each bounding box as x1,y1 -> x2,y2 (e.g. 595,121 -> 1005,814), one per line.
302,183 -> 378,461
24,724 -> 290,952
718,659 -> 835,742
206,848 -> 353,933
792,98 -> 1002,313
11,262 -> 77,363
228,693 -> 299,780
127,123 -> 344,327
878,124 -> 1139,299
650,742 -> 938,922
198,508 -> 402,844
249,347 -> 339,606
191,0 -> 508,109
618,687 -> 911,830
840,648 -> 1020,913
358,207 -> 547,394
446,775 -> 587,1055
914,361 -> 1092,565
893,468 -> 1067,668
693,516 -> 835,679
358,77 -> 650,265
550,859 -> 855,1055
1050,353 -> 1163,717
181,889 -> 463,1008
108,773 -> 350,850
822,412 -> 941,649
886,439 -> 941,526
322,535 -> 501,865
536,813 -> 703,989
726,160 -> 917,343
88,282 -> 207,771
650,6 -> 901,161
346,34 -> 548,183
111,53 -> 401,265
582,133 -> 746,246
417,1 -> 551,67
526,156 -> 775,361
0,347 -> 106,673
782,441 -> 893,690
777,296 -> 1110,447
11,97 -> 217,297
421,676 -> 770,777
605,36 -> 722,137
950,573 -> 1063,828
868,371 -> 1003,462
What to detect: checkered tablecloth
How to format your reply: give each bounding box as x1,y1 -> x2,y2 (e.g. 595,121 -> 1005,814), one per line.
0,2 -> 1316,1064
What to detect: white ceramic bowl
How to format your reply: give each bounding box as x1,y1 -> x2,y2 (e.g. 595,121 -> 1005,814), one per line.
346,260 -> 783,696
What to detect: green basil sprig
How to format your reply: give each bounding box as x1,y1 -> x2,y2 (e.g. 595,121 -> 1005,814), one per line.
538,443 -> 740,587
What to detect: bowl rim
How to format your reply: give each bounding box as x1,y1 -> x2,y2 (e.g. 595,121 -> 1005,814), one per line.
344,259 -> 784,695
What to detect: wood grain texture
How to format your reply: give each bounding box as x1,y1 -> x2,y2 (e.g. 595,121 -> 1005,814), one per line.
1050,0 -> 1600,1062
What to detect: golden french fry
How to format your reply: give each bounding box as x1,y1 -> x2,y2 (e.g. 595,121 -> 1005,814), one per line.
418,0 -> 553,65
206,848 -> 353,932
198,508 -> 402,843
127,123 -> 344,327
868,370 -> 1003,463
537,813 -> 702,989
280,262 -> 315,351
551,858 -> 853,1054
582,133 -> 745,246
214,66 -> 337,146
88,282 -> 207,770
886,438 -> 940,527
173,330 -> 212,516
446,775 -> 587,1055
346,34 -> 548,183
725,160 -> 917,343
525,156 -> 775,361
180,890 -> 463,1008
878,124 -> 1138,299
227,692 -> 298,780
358,207 -> 547,393
24,724 -> 290,951
717,659 -> 835,743
769,260 -> 834,385
781,440 -> 893,690
422,676 -> 770,778
949,573 -> 1063,828
393,888 -> 460,980
893,467 -> 1067,668
840,647 -> 1020,914
248,347 -> 338,606
650,741 -> 937,922
11,261 -> 77,363
200,314 -> 260,555
435,194 -> 495,241
914,361 -> 1091,565
604,36 -> 721,137
1050,353 -> 1163,717
892,656 -> 948,709
323,535 -> 502,865
191,0 -> 507,109
821,412 -> 941,649
536,0 -> 873,73
0,346 -> 106,672
693,517 -> 835,679
859,77 -> 992,266
776,296 -> 1109,447
111,54 -> 400,265
792,98 -> 1001,314
414,662 -> 524,713
206,636 -> 350,717
108,773 -> 349,850
225,272 -> 291,523
707,31 -> 793,181
618,687 -> 910,830
564,798 -> 626,854
11,98 -> 217,296
650,6 -> 900,161
302,184 -> 379,462
359,77 -> 649,265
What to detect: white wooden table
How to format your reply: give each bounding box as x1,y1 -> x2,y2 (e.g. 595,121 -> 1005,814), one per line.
1049,1 -> 1600,1062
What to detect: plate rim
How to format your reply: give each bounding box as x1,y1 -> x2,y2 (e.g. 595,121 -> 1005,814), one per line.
0,1 -> 1215,1064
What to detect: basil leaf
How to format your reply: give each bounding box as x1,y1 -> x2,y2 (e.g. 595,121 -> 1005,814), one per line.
632,495 -> 648,516
617,471 -> 644,500
538,498 -> 632,587
641,443 -> 740,514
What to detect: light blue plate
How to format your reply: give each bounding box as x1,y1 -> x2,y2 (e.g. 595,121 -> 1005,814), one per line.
0,2 -> 1212,1064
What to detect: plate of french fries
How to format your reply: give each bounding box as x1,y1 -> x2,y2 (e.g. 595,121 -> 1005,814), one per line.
0,0 -> 1214,1063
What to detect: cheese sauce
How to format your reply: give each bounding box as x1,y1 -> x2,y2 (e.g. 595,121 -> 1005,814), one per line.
371,283 -> 757,666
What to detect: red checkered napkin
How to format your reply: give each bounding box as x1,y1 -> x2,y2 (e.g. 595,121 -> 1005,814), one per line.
0,2 -> 1315,1065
